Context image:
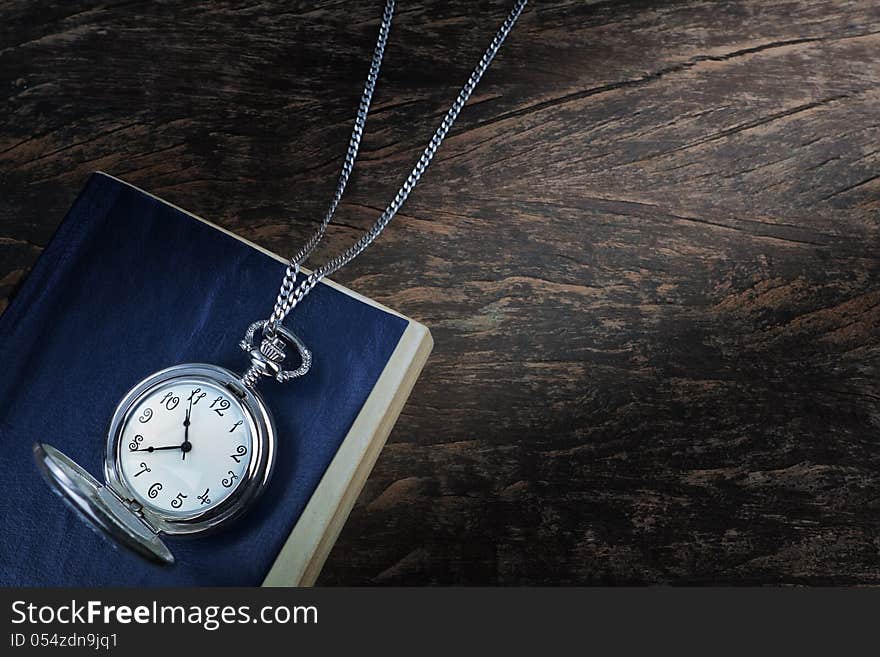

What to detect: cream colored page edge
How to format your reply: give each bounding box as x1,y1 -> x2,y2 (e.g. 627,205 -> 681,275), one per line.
264,321 -> 432,586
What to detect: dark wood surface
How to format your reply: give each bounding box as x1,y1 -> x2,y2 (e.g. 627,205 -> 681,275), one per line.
2,0 -> 879,584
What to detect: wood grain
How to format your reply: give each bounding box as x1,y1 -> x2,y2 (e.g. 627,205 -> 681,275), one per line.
2,0 -> 879,584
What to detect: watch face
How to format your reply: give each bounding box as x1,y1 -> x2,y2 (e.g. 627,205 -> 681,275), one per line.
116,377 -> 257,518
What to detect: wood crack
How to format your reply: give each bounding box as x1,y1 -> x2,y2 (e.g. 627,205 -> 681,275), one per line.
452,32 -> 877,138
0,236 -> 44,249
13,122 -> 146,168
820,174 -> 880,200
609,96 -> 850,169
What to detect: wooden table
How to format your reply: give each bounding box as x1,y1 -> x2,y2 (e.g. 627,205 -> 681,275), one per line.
2,0 -> 879,584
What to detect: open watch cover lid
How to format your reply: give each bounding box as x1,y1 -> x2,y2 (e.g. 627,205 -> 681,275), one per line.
33,442 -> 174,566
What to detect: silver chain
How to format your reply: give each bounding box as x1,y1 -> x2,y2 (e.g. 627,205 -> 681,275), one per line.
264,0 -> 528,332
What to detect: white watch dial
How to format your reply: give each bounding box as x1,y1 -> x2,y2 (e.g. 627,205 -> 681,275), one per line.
117,378 -> 255,517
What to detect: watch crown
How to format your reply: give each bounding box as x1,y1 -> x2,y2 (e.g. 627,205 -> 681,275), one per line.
259,335 -> 287,363
239,320 -> 312,388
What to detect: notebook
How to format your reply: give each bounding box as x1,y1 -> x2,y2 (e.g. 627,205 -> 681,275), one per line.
0,172 -> 432,586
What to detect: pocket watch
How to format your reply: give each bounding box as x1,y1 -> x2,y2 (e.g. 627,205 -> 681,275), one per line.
33,0 -> 527,565
35,323 -> 310,565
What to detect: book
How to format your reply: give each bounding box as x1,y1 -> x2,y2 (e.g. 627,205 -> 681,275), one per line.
0,172 -> 432,586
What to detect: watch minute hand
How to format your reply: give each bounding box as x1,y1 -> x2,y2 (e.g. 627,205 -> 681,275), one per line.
182,398 -> 193,460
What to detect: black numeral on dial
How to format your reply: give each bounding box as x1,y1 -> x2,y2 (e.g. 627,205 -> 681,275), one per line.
171,492 -> 188,509
222,471 -> 239,488
229,445 -> 248,463
133,462 -> 151,477
138,408 -> 153,423
188,388 -> 206,405
148,483 -> 163,499
210,397 -> 230,416
198,488 -> 211,506
159,392 -> 180,410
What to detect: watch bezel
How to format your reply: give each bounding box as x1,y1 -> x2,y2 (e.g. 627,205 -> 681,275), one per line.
104,363 -> 276,536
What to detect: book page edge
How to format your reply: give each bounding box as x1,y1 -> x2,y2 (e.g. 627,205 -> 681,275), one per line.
263,320 -> 433,586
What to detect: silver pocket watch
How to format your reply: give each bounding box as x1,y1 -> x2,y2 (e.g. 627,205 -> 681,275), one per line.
35,323 -> 310,565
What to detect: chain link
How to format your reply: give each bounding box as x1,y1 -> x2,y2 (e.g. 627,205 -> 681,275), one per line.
265,0 -> 527,332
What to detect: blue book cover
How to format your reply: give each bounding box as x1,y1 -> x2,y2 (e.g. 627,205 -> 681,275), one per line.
0,172 -> 427,586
